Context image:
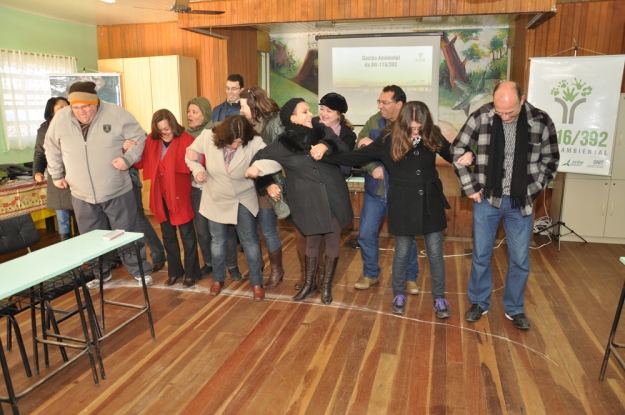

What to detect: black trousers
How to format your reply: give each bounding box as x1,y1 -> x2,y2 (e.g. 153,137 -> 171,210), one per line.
161,199 -> 201,280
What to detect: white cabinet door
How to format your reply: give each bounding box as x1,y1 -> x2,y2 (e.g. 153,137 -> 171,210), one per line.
561,178 -> 610,237
604,180 -> 625,238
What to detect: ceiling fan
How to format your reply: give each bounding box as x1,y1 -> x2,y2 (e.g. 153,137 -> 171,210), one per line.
135,0 -> 225,15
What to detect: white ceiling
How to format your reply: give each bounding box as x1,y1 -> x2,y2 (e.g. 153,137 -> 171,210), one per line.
0,0 -> 517,31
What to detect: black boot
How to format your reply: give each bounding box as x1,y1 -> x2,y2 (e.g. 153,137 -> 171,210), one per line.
292,256 -> 318,301
294,251 -> 306,290
320,256 -> 339,305
59,233 -> 71,241
316,254 -> 325,292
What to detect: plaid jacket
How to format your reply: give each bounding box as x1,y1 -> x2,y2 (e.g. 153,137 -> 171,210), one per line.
451,101 -> 559,217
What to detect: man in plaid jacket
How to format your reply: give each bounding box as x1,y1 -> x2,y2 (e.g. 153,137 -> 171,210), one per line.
451,81 -> 559,330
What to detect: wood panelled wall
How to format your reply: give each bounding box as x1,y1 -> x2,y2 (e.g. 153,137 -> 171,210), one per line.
97,22 -> 258,107
214,26 -> 258,89
512,0 -> 625,94
178,0 -> 555,28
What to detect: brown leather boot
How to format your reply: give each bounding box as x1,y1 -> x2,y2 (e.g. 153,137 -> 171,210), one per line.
264,247 -> 285,289
316,255 -> 325,292
294,250 -> 306,290
320,256 -> 339,305
293,256 -> 318,301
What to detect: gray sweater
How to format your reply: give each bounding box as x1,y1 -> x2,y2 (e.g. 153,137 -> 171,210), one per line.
44,102 -> 147,204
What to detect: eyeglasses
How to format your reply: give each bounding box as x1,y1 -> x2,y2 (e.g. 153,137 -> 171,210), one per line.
410,126 -> 420,132
72,105 -> 90,112
377,100 -> 396,106
225,87 -> 241,92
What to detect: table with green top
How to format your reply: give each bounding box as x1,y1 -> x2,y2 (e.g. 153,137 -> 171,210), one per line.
0,229 -> 155,415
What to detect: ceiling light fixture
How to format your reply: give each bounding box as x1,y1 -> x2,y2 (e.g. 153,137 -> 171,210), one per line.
101,0 -> 116,4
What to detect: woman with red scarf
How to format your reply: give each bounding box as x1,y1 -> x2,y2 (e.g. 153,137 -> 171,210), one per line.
129,109 -> 201,287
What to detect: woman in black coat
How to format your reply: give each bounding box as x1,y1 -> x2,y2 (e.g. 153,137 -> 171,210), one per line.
33,97 -> 73,241
246,98 -> 353,305
320,101 -> 472,317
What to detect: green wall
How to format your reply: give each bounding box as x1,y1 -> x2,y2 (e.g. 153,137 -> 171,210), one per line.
0,6 -> 98,165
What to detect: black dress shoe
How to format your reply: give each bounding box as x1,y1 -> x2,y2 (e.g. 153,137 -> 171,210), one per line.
183,277 -> 196,288
229,266 -> 243,281
197,264 -> 213,280
152,262 -> 166,273
164,276 -> 179,286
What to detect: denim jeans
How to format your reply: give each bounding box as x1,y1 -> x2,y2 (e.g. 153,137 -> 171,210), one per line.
133,181 -> 166,265
359,192 -> 418,281
192,186 -> 238,268
56,209 -> 71,235
258,208 -> 282,253
208,204 -> 263,286
468,196 -> 533,316
392,232 -> 445,298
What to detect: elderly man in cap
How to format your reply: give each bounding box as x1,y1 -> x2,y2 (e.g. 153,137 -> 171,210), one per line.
45,81 -> 153,288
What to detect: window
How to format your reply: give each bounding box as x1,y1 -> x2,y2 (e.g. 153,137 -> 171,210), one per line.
0,49 -> 76,151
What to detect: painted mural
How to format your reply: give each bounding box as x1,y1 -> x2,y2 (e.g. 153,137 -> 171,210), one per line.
439,28 -> 509,140
269,28 -> 509,139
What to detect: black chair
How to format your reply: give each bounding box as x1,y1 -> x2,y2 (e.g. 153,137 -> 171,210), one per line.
0,214 -> 41,377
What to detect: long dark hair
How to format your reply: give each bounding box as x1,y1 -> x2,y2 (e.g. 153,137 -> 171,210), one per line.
212,115 -> 259,149
383,101 -> 443,162
43,97 -> 69,122
240,86 -> 280,123
150,109 -> 185,140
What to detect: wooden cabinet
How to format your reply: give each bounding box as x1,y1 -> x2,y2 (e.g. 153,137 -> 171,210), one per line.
97,55 -> 197,132
552,94 -> 625,244
97,55 -> 198,213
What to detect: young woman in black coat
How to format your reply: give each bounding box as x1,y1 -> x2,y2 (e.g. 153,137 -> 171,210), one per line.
319,101 -> 472,317
245,98 -> 353,304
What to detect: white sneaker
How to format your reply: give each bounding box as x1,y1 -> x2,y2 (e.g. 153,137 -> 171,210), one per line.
86,275 -> 112,290
135,275 -> 153,286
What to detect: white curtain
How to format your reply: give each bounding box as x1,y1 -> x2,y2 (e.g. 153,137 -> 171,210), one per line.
0,50 -> 77,150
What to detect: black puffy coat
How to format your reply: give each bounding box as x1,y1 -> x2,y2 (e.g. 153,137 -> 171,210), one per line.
253,123 -> 353,236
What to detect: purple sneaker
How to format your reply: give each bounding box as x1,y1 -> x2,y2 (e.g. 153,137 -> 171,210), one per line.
433,298 -> 451,319
392,295 -> 406,314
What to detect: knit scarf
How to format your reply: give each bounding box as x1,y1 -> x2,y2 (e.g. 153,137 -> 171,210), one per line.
483,107 -> 529,209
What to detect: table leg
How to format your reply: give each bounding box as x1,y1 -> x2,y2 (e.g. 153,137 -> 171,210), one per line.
600,278 -> 625,380
70,271 -> 100,387
0,338 -> 21,414
134,242 -> 155,341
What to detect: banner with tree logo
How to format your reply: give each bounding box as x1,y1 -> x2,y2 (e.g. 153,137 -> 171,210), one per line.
528,56 -> 625,175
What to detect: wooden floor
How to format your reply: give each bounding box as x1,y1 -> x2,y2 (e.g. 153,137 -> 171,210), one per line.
2,227 -> 625,414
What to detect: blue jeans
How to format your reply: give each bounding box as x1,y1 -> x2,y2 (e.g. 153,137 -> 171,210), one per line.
208,204 -> 263,286
258,208 -> 282,253
192,186 -> 238,268
469,196 -> 533,316
56,209 -> 71,235
359,192 -> 418,281
393,232 -> 445,298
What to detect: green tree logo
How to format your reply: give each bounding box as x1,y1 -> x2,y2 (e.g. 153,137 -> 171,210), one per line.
550,78 -> 593,124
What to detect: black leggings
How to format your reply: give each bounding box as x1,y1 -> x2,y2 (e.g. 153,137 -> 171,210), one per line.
305,217 -> 341,258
